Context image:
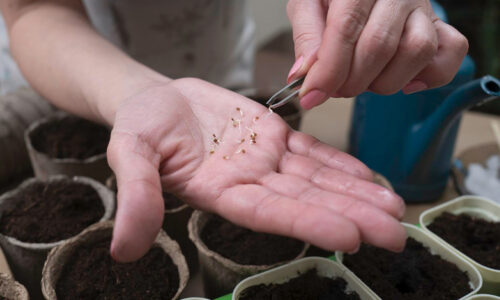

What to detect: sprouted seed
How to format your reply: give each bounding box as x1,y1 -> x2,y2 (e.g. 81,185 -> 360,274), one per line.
235,148 -> 246,154
223,155 -> 230,160
212,133 -> 221,145
236,107 -> 244,117
265,106 -> 274,118
253,116 -> 259,124
231,117 -> 241,128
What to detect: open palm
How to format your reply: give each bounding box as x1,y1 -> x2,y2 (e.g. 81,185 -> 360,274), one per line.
108,78 -> 406,262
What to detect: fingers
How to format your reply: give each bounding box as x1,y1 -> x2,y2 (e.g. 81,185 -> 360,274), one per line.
107,131 -> 164,262
258,173 -> 406,251
369,8 -> 438,94
278,153 -> 405,219
299,0 -> 375,109
287,131 -> 373,181
214,184 -> 362,252
286,0 -> 326,82
337,0 -> 411,97
404,20 -> 468,93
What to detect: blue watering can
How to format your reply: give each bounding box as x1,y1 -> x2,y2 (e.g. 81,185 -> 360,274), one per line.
348,1 -> 500,203
349,60 -> 500,202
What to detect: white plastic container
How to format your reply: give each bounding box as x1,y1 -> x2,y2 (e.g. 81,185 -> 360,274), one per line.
465,295 -> 500,300
336,223 -> 482,300
420,196 -> 500,294
232,257 -> 377,300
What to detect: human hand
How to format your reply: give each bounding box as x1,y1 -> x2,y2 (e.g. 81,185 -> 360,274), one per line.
287,0 -> 469,109
107,78 -> 406,262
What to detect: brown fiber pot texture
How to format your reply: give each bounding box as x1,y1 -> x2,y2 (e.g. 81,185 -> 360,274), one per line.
0,273 -> 29,300
0,176 -> 115,300
188,210 -> 309,298
24,112 -> 112,184
41,221 -> 189,300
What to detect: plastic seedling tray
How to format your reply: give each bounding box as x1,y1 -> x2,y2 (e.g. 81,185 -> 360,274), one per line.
465,295 -> 500,300
420,196 -> 500,294
231,256 -> 376,300
336,223 -> 482,300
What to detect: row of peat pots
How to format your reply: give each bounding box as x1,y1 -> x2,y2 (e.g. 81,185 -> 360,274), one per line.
0,182 -> 499,299
210,195 -> 500,300
0,111 -> 197,299
0,174 -> 196,300
0,109 -> 499,300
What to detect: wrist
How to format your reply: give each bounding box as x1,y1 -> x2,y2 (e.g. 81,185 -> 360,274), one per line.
90,64 -> 171,126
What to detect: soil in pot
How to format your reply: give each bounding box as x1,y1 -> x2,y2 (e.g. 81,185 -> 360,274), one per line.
428,212 -> 500,269
239,268 -> 361,300
56,240 -> 179,300
30,116 -> 110,160
0,180 -> 104,243
343,237 -> 472,300
200,215 -> 304,265
163,192 -> 184,210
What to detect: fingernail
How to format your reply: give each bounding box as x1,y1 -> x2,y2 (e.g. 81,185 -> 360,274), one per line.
300,89 -> 327,110
402,80 -> 428,94
287,56 -> 304,82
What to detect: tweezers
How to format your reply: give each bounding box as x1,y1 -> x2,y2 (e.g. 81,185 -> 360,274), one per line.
266,76 -> 305,109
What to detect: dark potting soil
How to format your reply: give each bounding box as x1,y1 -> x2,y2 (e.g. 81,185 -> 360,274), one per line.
56,240 -> 179,300
239,268 -> 360,300
163,192 -> 184,210
201,215 -> 304,265
428,212 -> 500,269
0,180 -> 104,243
343,237 -> 472,300
30,116 -> 110,159
253,97 -> 299,117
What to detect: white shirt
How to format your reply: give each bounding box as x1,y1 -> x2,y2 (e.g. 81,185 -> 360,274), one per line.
0,0 -> 255,95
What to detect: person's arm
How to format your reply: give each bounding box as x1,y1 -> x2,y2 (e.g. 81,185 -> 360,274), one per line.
1,0 -> 406,263
1,0 -> 167,124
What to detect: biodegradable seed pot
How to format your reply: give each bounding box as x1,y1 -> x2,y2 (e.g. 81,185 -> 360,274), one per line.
0,87 -> 55,186
188,210 -> 309,298
420,196 -> 500,295
337,223 -> 482,300
0,273 -> 29,300
42,221 -> 189,300
237,88 -> 302,130
106,174 -> 198,273
232,257 -> 376,300
25,112 -> 112,184
162,193 -> 197,274
0,176 -> 115,300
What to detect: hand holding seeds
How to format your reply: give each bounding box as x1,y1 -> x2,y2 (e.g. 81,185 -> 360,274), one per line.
107,78 -> 406,262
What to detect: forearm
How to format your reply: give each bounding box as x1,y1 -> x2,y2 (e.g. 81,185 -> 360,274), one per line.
2,1 -> 169,125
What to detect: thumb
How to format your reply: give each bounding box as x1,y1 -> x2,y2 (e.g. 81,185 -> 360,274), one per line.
286,0 -> 326,82
107,131 -> 164,262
